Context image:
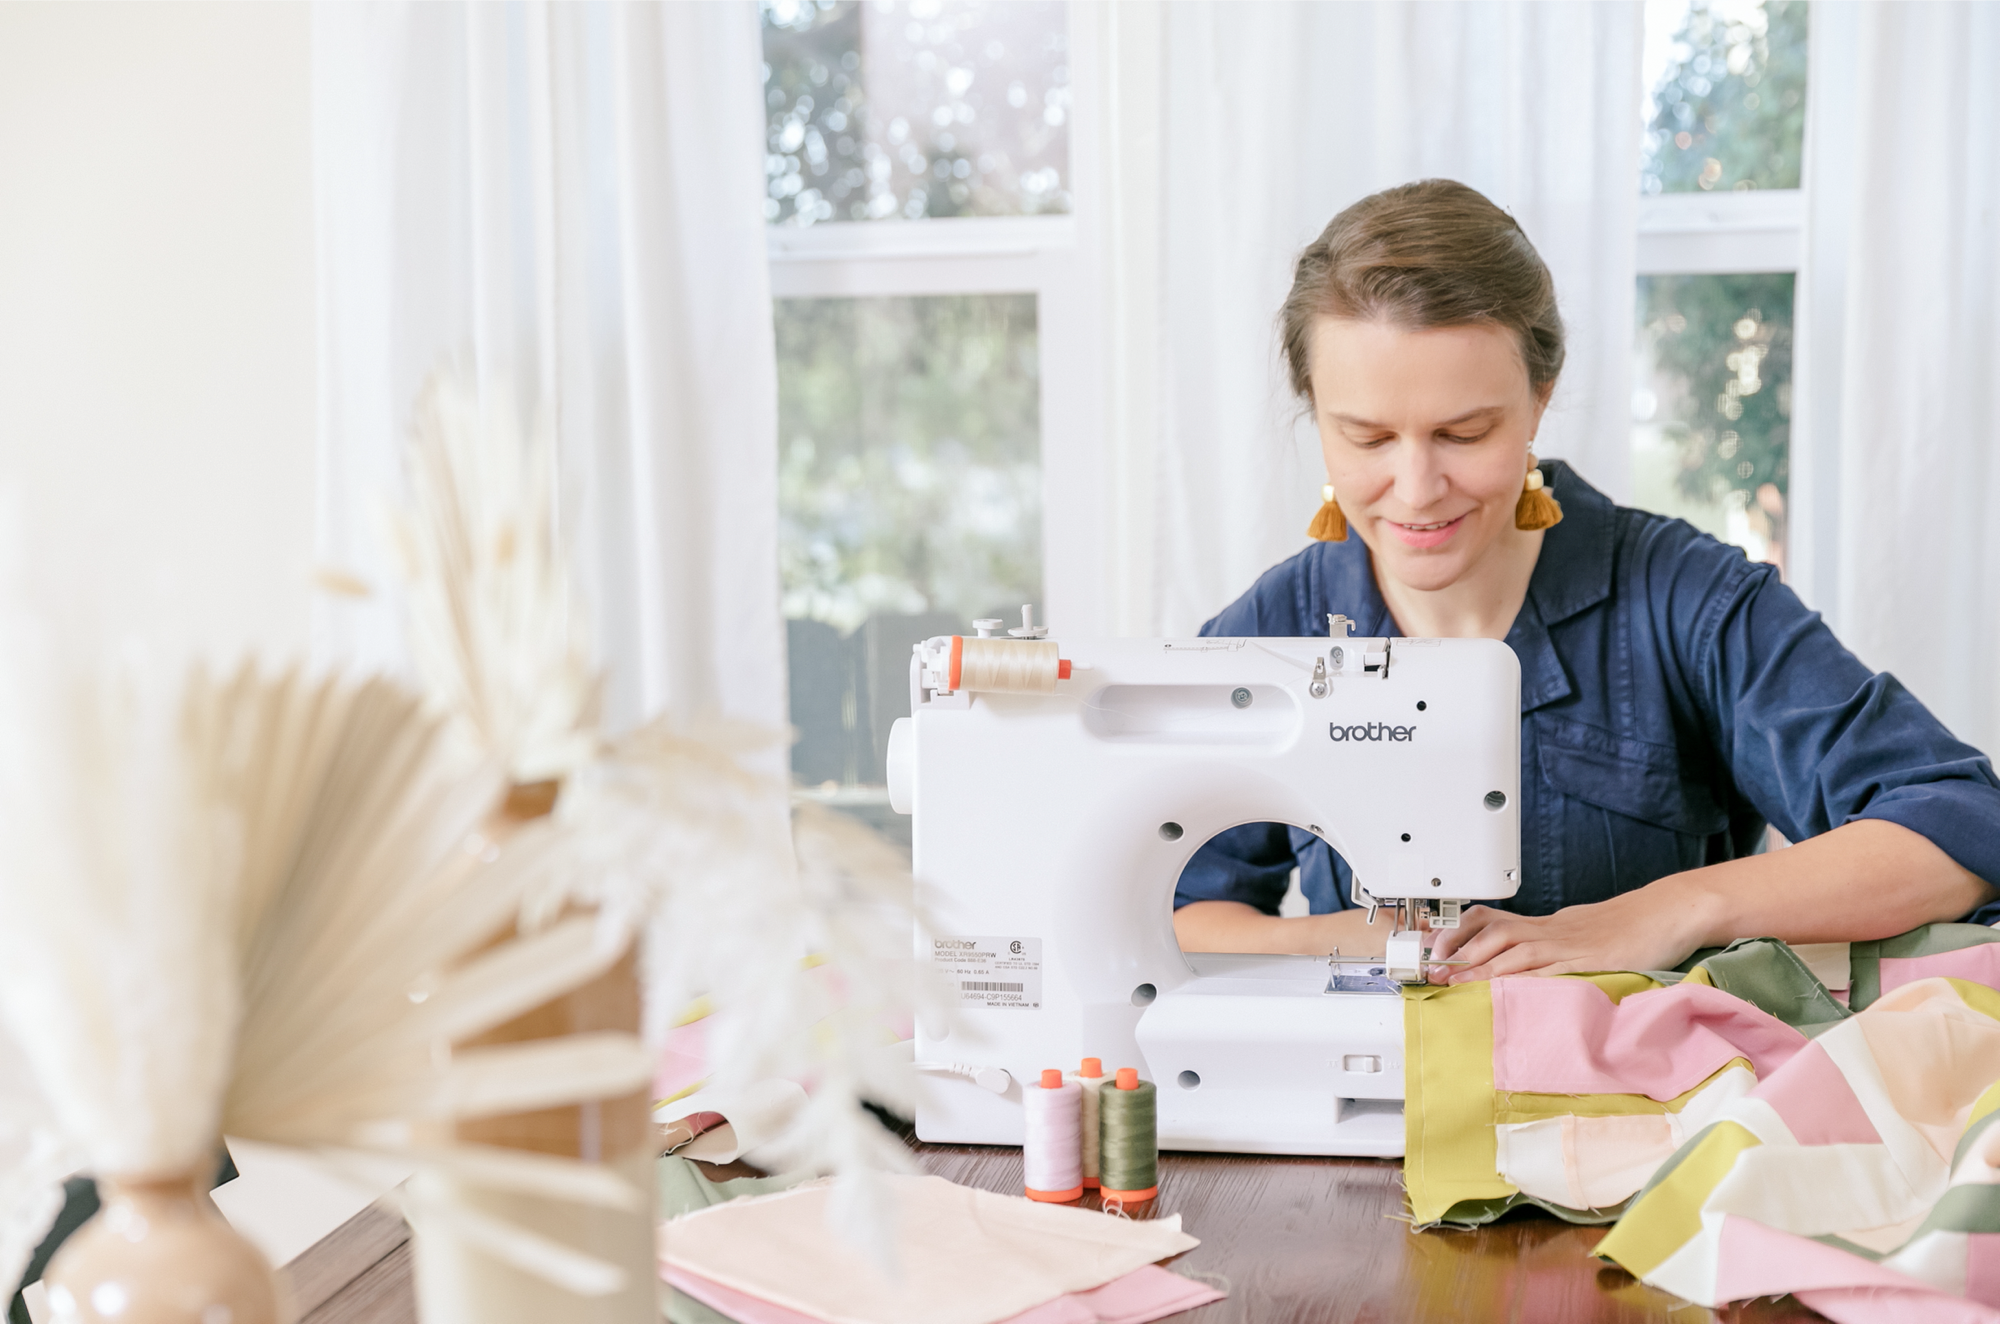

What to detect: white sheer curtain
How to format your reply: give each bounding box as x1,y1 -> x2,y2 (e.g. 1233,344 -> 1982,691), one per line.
1094,1 -> 1644,634
1797,2 -> 2000,756
311,1 -> 782,735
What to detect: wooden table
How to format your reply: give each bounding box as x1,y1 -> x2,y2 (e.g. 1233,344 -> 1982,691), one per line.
293,1142 -> 1825,1324
909,1142 -> 1821,1324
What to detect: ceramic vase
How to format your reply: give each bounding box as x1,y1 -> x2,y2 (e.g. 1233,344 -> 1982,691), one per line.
42,1172 -> 278,1324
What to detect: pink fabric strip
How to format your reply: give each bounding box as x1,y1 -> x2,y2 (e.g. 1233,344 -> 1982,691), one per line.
1968,1233 -> 2000,1309
662,1263 -> 1222,1324
1879,946 -> 2000,999
1713,1215 -> 1939,1301
1750,1040 -> 1882,1146
1796,1286 -> 2000,1324
1491,978 -> 1806,1102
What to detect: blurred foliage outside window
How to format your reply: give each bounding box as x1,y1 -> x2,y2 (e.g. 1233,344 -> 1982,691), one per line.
1632,0 -> 1806,573
761,0 -> 1071,225
1641,0 -> 1808,193
1632,274 -> 1795,570
777,295 -> 1042,796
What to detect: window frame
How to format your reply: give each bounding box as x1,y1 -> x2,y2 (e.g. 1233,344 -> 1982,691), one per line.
763,5 -> 1111,640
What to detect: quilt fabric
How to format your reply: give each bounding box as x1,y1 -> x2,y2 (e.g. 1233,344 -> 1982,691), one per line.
1405,925 -> 2000,1323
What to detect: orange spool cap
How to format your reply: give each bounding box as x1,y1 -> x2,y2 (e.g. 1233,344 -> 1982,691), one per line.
1079,1057 -> 1103,1078
1040,1068 -> 1063,1089
1116,1067 -> 1139,1089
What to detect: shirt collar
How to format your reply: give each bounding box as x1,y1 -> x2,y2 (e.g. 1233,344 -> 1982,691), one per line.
1524,459 -> 1616,625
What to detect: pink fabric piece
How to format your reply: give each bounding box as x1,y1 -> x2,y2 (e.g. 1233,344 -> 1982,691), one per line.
1968,1233 -> 2000,1309
657,1016 -> 710,1101
1751,1040 -> 1882,1146
663,1264 -> 1222,1324
1880,946 -> 2000,998
1797,1286 -> 2000,1324
1491,978 -> 1806,1102
1713,1215 -> 1941,1301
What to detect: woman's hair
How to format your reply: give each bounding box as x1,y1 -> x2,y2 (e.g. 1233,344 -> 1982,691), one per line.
1279,179 -> 1565,402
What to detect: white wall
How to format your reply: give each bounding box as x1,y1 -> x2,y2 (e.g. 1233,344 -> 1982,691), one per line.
0,1 -> 316,663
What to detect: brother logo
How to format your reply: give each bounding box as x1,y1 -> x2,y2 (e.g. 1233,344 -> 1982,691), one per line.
1329,722 -> 1416,743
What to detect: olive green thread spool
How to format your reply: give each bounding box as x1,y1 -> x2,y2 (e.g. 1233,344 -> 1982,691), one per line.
1098,1068 -> 1157,1204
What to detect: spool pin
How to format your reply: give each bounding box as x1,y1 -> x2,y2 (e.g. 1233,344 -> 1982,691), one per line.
1023,1068 -> 1084,1203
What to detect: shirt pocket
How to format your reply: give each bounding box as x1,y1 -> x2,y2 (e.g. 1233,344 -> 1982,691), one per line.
1536,717 -> 1728,900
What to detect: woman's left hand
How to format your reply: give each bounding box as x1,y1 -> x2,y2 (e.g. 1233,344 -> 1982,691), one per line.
1425,885 -> 1718,983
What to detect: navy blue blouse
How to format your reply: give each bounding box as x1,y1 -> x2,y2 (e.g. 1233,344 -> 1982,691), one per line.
1174,461 -> 2000,920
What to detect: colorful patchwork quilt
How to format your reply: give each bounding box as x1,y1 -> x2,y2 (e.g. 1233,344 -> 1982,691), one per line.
1404,925 -> 2000,1322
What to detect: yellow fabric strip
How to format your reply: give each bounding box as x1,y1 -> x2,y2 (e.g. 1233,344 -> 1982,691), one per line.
1595,1120 -> 1763,1278
1582,971 -> 1669,1003
1947,977 -> 2000,1024
1495,1058 -> 1754,1125
1682,966 -> 1715,987
1969,1078 -> 2000,1131
1404,981 -> 1513,1224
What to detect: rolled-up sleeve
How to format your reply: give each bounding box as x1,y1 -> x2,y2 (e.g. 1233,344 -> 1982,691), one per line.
1694,559 -> 2000,888
1174,822 -> 1297,913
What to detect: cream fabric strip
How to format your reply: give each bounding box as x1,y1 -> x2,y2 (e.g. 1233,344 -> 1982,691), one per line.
658,1174 -> 1198,1324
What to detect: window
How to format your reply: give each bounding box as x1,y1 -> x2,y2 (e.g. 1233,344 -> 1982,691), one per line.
1631,0 -> 1809,572
763,1 -> 1093,836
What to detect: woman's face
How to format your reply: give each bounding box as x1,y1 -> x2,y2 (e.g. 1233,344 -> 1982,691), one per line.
1307,317 -> 1549,594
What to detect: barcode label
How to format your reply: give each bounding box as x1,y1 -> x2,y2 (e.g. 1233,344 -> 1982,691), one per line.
933,936 -> 1042,1010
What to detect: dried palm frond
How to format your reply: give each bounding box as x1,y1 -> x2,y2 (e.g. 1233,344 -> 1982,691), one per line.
207,666 -> 655,1289
390,371 -> 598,785
0,637 -> 657,1302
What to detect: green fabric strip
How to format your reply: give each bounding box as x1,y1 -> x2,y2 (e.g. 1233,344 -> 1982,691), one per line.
1686,937 -> 1851,1033
1424,1191 -> 1627,1229
1851,924 -> 2000,1010
1899,1182 -> 2000,1239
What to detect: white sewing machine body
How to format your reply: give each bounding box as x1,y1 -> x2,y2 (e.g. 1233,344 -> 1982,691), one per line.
890,628 -> 1521,1157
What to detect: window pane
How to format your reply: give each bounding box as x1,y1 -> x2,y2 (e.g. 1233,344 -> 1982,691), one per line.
1640,0 -> 1809,193
761,0 -> 1071,225
778,294 -> 1041,803
1631,273 -> 1795,571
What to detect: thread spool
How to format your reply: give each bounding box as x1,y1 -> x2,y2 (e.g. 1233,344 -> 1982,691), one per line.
1098,1067 -> 1158,1205
1067,1057 -> 1107,1189
1023,1068 -> 1084,1203
949,636 -> 1073,693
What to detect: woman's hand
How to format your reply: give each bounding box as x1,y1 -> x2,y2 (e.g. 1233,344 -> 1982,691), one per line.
1426,820 -> 1993,984
1425,886 -> 1718,983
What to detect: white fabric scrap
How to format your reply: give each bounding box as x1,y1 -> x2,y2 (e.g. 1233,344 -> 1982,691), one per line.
658,1174 -> 1198,1324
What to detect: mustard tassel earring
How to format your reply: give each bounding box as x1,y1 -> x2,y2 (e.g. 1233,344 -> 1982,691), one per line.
1308,484 -> 1348,542
1515,457 -> 1563,531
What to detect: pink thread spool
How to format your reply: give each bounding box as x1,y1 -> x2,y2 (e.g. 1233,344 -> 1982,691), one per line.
1023,1068 -> 1083,1202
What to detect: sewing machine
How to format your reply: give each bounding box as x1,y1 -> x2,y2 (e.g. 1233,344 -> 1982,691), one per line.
887,611 -> 1520,1157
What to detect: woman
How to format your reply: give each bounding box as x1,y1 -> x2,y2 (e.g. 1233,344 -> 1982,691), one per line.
1172,179 -> 2000,983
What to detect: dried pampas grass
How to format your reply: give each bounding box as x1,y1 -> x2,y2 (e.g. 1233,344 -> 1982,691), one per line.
0,628 -> 241,1184
391,372 -> 599,785
393,367 -> 945,1218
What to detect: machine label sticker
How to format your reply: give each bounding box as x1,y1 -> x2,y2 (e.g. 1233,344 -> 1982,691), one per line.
933,936 -> 1043,1010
